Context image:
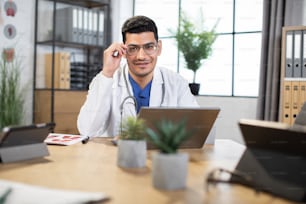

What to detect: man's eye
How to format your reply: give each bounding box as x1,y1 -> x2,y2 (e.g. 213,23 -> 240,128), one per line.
128,47 -> 138,52
145,44 -> 155,50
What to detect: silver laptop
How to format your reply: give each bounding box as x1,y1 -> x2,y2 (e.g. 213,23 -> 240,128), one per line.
138,107 -> 220,149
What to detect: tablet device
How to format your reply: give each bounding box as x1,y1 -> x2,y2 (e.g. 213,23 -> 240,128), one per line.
233,119 -> 306,202
138,107 -> 220,149
0,123 -> 55,148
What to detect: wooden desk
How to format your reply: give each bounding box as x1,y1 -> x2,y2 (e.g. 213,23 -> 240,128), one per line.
0,139 -> 297,204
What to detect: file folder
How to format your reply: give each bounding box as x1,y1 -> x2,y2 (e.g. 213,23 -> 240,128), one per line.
64,53 -> 71,89
83,9 -> 89,44
92,10 -> 98,46
302,30 -> 306,77
88,10 -> 95,45
293,30 -> 302,77
291,81 -> 300,123
45,52 -> 70,89
285,31 -> 294,78
299,81 -> 306,110
77,8 -> 84,44
282,80 -> 292,124
98,11 -> 104,46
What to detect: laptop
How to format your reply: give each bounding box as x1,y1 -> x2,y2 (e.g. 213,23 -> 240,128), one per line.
0,123 -> 55,163
233,119 -> 306,202
138,107 -> 220,149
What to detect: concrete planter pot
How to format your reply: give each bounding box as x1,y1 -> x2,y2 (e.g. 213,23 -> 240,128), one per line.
117,140 -> 147,168
151,152 -> 189,190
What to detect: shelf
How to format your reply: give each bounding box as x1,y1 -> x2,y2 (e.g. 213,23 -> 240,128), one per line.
33,0 -> 111,134
36,40 -> 104,49
45,0 -> 110,8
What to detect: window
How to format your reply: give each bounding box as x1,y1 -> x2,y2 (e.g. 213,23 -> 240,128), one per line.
134,0 -> 263,97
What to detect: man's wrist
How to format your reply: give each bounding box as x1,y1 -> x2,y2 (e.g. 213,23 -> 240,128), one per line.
101,70 -> 114,78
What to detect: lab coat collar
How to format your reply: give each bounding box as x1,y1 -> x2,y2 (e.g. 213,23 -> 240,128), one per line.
119,64 -> 164,106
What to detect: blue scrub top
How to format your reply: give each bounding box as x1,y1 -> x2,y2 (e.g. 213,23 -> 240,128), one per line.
129,74 -> 152,113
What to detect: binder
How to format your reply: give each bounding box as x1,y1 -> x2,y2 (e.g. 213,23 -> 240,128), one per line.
92,10 -> 98,45
88,10 -> 93,45
302,30 -> 306,77
293,30 -> 302,77
282,80 -> 292,124
83,9 -> 89,44
55,7 -> 78,43
299,81 -> 306,111
45,52 -> 70,89
77,8 -> 84,44
285,31 -> 294,78
64,53 -> 71,89
291,81 -> 300,124
98,11 -> 104,46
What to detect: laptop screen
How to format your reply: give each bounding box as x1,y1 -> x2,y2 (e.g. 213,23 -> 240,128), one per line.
138,107 -> 220,149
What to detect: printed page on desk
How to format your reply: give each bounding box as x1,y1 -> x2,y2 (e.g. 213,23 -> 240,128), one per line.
0,179 -> 109,204
44,133 -> 86,146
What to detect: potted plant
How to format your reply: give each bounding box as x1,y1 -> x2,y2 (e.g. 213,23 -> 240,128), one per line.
145,119 -> 193,190
172,12 -> 218,95
0,49 -> 24,129
117,116 -> 147,168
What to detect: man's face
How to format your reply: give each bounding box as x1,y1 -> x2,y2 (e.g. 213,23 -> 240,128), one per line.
124,32 -> 162,80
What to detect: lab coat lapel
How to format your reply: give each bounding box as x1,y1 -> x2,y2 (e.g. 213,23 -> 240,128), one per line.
150,67 -> 164,106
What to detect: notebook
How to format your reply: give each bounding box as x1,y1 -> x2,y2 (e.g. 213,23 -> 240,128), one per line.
138,107 -> 220,149
233,119 -> 306,202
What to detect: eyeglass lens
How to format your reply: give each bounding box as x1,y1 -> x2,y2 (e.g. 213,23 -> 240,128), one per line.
126,43 -> 158,56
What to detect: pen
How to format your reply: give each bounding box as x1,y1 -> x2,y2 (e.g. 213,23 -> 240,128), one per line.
112,50 -> 119,57
82,136 -> 90,144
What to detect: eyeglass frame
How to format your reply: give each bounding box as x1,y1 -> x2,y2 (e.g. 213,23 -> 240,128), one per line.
125,42 -> 159,56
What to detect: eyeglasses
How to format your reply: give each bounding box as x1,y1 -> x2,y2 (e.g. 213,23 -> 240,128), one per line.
206,168 -> 262,194
126,43 -> 158,56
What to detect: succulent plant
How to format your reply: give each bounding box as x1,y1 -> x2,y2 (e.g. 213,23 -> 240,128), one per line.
119,116 -> 147,140
145,119 -> 193,154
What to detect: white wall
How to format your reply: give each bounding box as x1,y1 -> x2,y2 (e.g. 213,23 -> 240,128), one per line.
196,96 -> 258,144
0,0 -> 35,125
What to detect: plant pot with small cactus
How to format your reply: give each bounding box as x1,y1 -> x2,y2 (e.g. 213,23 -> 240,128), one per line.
117,116 -> 147,168
145,119 -> 193,190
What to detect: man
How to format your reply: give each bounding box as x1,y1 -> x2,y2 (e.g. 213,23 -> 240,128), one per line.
77,15 -> 199,137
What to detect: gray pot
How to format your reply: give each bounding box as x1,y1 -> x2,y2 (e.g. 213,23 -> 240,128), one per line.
117,140 -> 147,168
151,152 -> 188,190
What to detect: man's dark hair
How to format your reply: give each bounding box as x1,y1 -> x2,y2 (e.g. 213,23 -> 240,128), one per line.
121,15 -> 158,43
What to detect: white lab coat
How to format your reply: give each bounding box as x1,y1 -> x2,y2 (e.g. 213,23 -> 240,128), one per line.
77,64 -> 199,137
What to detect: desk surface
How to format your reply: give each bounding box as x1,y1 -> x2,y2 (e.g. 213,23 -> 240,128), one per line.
0,139 -> 297,204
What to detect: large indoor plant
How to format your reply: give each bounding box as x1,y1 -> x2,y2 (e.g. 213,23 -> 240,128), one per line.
117,116 -> 147,168
0,49 -> 24,129
145,119 -> 193,190
172,12 -> 218,95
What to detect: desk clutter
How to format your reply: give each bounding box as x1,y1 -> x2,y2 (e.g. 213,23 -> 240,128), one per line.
44,133 -> 87,146
0,179 -> 108,204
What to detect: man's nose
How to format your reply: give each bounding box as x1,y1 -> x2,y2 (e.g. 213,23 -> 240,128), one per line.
136,47 -> 146,58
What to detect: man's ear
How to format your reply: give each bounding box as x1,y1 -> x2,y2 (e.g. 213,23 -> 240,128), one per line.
157,40 -> 162,56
